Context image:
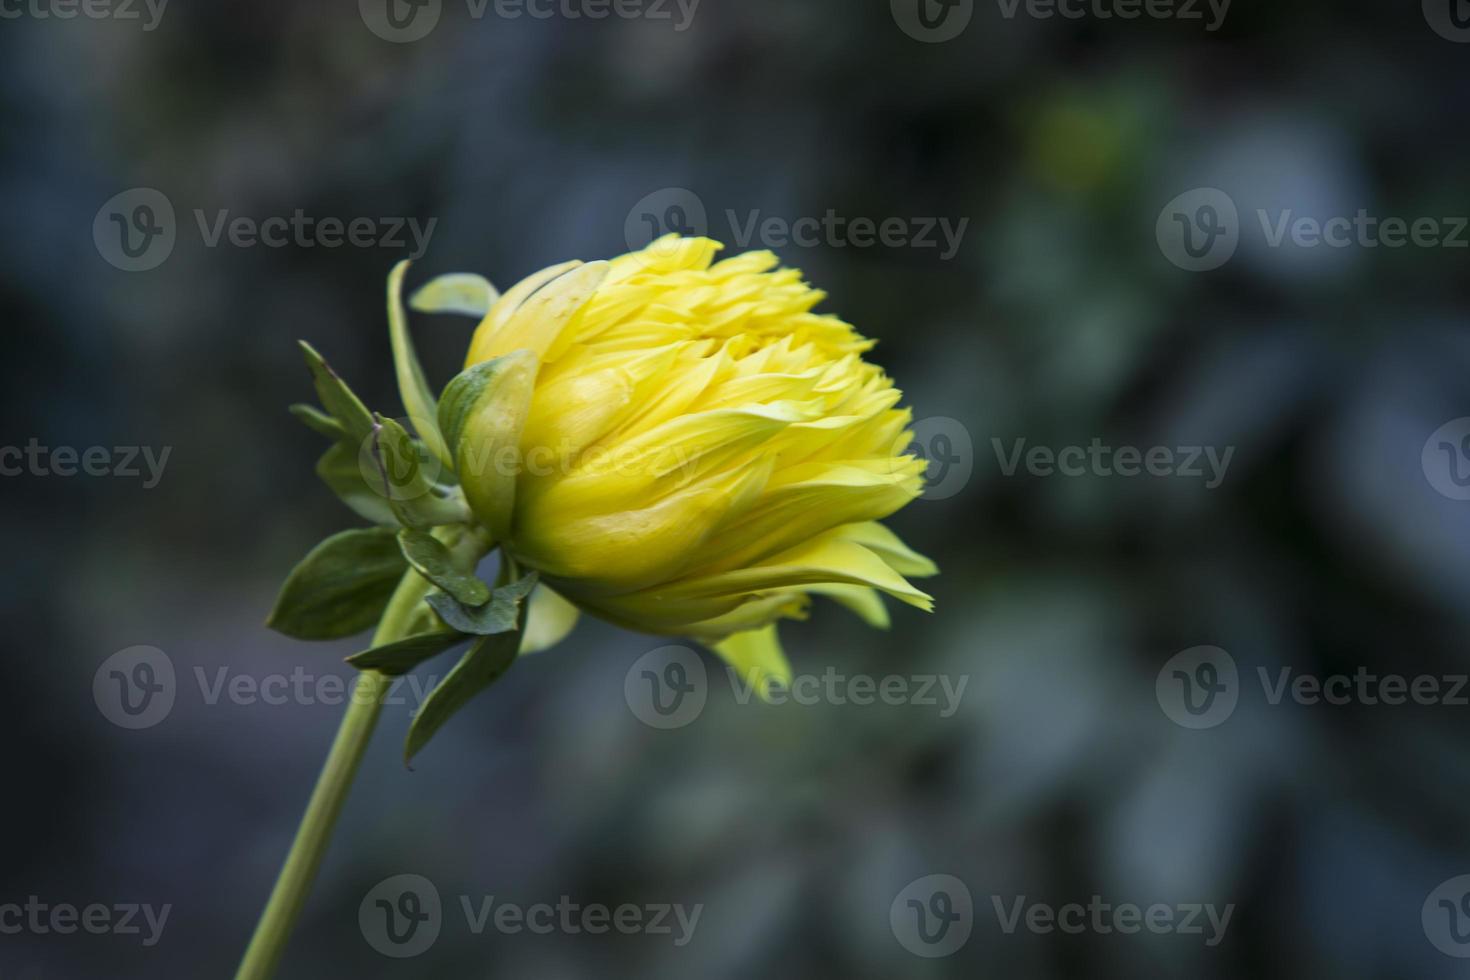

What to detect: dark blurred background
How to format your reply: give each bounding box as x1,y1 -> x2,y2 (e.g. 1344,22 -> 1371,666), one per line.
5,0 -> 1470,977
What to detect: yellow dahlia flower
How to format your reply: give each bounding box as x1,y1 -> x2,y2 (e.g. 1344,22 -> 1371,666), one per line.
452,235 -> 936,690
247,236 -> 940,980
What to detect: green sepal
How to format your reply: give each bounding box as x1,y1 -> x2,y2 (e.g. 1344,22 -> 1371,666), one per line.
298,341 -> 375,445
398,528 -> 491,605
409,273 -> 499,318
404,617 -> 525,763
387,261 -> 451,468
289,403 -> 347,442
267,527 -> 407,640
366,415 -> 472,529
345,630 -> 468,676
425,572 -> 537,636
437,350 -> 537,541
316,442 -> 397,527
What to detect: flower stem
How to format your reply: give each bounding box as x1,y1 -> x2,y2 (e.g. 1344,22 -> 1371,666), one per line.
235,569 -> 431,980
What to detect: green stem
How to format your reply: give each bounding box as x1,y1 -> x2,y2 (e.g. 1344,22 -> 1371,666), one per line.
235,569 -> 432,980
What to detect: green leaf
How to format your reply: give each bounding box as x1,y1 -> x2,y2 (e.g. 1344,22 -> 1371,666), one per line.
409,273 -> 499,318
365,416 -> 472,529
298,341 -> 375,445
268,528 -> 407,640
316,442 -> 397,526
425,572 -> 537,636
387,261 -> 451,468
405,619 -> 525,763
290,403 -> 347,441
398,529 -> 490,605
345,630 -> 468,675
437,350 -> 538,541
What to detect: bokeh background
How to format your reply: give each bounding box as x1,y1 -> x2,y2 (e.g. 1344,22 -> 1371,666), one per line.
4,0 -> 1470,976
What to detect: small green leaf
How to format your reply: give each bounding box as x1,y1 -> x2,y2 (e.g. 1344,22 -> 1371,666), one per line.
366,416 -> 472,529
398,529 -> 491,605
316,442 -> 397,526
437,350 -> 537,541
345,630 -> 468,675
409,273 -> 500,317
425,572 -> 537,636
290,403 -> 347,441
298,341 -> 375,445
268,528 -> 407,640
405,621 -> 524,763
387,262 -> 451,468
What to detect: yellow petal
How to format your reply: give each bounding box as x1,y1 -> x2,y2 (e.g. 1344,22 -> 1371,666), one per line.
842,521 -> 939,577
686,591 -> 809,639
480,261 -> 610,363
651,524 -> 935,611
708,625 -> 792,701
513,456 -> 772,594
690,460 -> 925,573
520,584 -> 580,654
804,583 -> 890,628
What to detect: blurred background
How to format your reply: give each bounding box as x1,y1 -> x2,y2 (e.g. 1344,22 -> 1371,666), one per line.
4,0 -> 1470,976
